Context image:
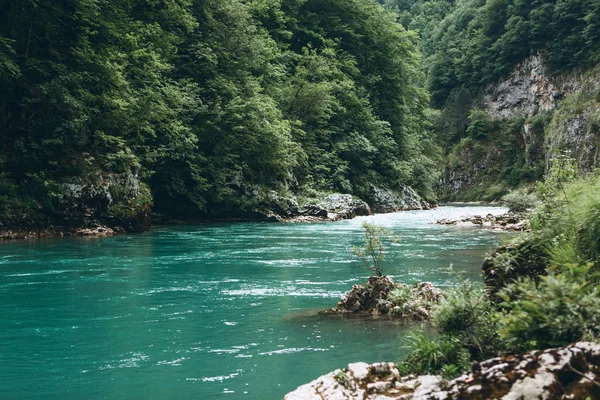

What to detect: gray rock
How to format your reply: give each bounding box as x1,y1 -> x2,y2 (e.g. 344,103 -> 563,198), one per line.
367,186 -> 430,214
284,343 -> 600,400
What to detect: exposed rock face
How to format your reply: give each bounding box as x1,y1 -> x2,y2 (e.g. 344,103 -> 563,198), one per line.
284,342 -> 600,400
545,105 -> 600,173
330,277 -> 445,320
484,55 -> 557,119
484,55 -> 600,172
436,213 -> 529,232
436,143 -> 506,201
367,186 -> 431,214
440,56 -> 600,201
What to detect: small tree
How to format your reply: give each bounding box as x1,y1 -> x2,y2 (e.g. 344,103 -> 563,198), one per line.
352,222 -> 396,277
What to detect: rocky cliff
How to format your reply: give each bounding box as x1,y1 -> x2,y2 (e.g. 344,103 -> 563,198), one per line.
439,56 -> 600,201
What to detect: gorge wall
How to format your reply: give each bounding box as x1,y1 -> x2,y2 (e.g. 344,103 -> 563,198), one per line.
439,56 -> 600,201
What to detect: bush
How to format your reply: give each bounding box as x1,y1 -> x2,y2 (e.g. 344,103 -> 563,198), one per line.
352,222 -> 397,277
398,330 -> 470,379
502,189 -> 539,213
432,279 -> 506,359
499,263 -> 600,351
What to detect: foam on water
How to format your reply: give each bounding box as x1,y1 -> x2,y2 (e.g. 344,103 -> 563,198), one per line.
0,205 -> 514,400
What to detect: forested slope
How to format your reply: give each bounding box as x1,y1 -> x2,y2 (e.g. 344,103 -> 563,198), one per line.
384,0 -> 600,200
0,0 -> 438,230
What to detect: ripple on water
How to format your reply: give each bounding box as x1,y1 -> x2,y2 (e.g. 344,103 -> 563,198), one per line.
0,205 -> 515,400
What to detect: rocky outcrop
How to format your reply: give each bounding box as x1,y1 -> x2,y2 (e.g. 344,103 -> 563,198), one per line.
439,56 -> 599,202
257,193 -> 372,222
484,55 -> 557,119
284,362 -> 442,400
332,276 -> 398,314
284,342 -> 600,400
0,169 -> 152,239
484,55 -> 600,173
328,277 -> 445,320
484,55 -> 600,120
367,186 -> 432,214
436,213 -> 529,232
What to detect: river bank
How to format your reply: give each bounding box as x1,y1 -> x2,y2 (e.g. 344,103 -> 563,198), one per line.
0,192 -> 435,241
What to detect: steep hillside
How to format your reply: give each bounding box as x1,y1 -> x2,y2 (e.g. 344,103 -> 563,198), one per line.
383,0 -> 600,201
0,0 -> 438,232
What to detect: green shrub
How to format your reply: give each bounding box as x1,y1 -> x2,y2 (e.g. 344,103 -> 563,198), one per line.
501,189 -> 539,213
432,279 -> 506,359
398,330 -> 470,378
352,222 -> 398,277
499,263 -> 600,351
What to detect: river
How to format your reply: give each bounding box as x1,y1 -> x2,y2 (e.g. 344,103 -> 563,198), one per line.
0,205 -> 513,399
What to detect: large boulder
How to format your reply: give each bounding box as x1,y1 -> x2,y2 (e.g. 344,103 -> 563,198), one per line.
333,276 -> 398,314
367,186 -> 430,214
284,342 -> 600,400
294,194 -> 372,222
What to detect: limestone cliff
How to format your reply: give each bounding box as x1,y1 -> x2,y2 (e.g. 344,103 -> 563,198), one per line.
439,56 -> 600,201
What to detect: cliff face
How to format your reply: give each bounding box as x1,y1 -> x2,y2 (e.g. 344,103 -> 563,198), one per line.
439,56 -> 600,201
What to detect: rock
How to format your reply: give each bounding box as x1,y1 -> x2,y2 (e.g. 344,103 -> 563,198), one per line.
484,55 -> 557,119
290,194 -> 372,222
420,342 -> 600,400
75,226 -> 116,237
332,276 -> 398,314
367,186 -> 431,214
330,278 -> 444,320
435,213 -> 529,232
284,361 -> 442,400
285,342 -> 600,400
318,194 -> 372,219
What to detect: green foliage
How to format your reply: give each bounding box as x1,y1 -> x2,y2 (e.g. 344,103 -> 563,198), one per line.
502,189 -> 539,213
0,0 -> 439,226
398,330 -> 471,378
408,0 -> 600,106
495,169 -> 600,352
352,222 -> 396,277
499,263 -> 600,351
432,278 -> 505,359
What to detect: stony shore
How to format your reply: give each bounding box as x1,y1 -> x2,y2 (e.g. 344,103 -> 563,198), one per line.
284,342 -> 600,399
0,225 -> 119,240
436,212 -> 529,231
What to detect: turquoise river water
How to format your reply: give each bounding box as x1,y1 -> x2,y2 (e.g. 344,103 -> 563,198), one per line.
0,205 -> 514,399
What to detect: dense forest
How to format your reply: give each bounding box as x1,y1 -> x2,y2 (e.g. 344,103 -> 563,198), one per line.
1,0 -> 600,230
383,0 -> 600,200
0,0 -> 438,229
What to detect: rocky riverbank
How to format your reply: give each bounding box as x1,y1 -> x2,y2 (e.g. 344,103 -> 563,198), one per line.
284,342 -> 600,399
0,225 -> 120,240
436,212 -> 529,231
0,191 -> 424,241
